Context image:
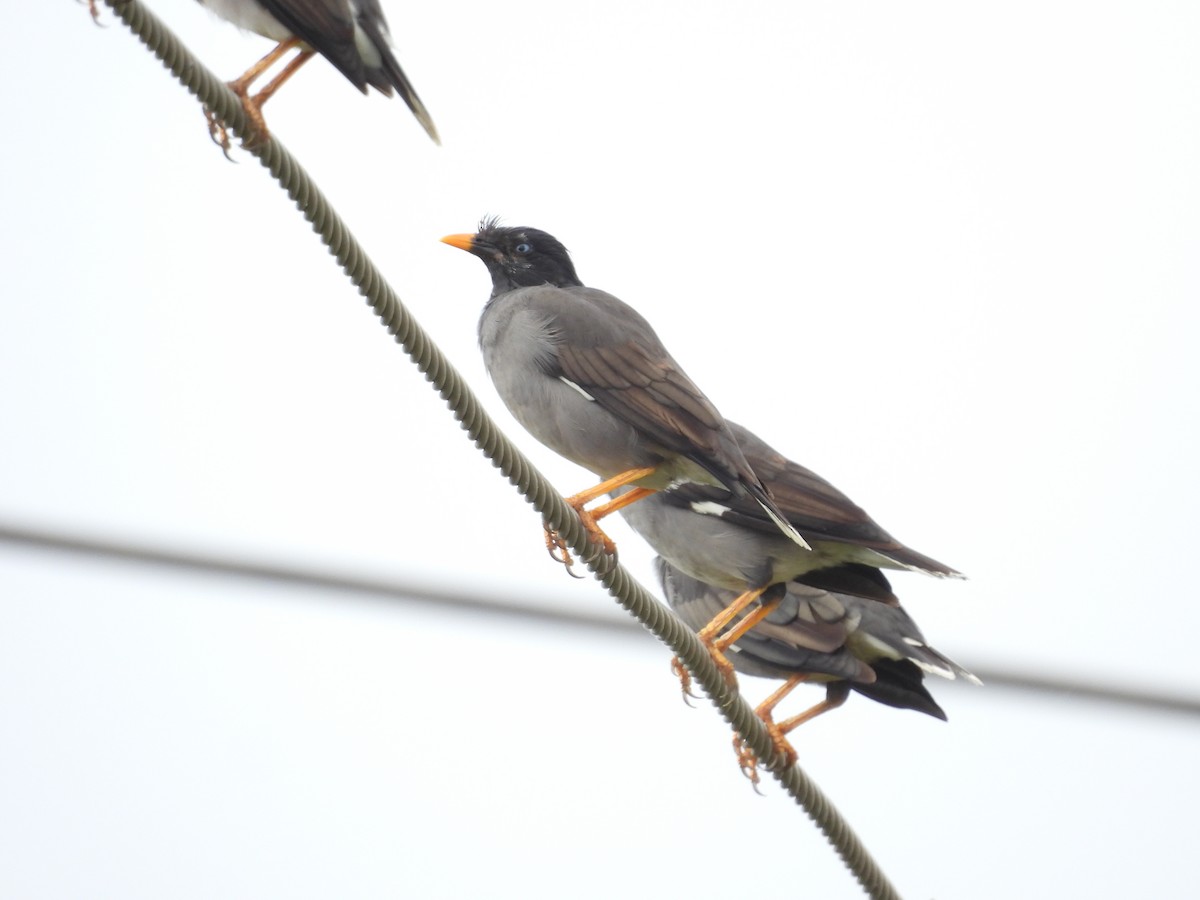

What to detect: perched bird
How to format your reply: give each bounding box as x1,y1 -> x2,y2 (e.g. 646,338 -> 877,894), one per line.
440,220 -> 810,568
655,556 -> 979,782
616,420 -> 963,683
196,0 -> 438,146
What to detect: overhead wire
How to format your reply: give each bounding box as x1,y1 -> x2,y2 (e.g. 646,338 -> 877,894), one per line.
5,520 -> 1199,719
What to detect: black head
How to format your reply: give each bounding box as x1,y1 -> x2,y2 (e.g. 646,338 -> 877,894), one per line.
442,217 -> 582,296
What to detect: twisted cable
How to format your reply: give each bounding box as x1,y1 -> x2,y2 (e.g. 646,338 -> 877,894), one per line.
95,3 -> 903,896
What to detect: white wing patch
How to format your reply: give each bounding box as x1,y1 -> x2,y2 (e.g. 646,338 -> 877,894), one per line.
559,376 -> 596,401
690,500 -> 733,518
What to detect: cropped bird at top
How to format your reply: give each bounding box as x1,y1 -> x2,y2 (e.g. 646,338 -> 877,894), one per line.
616,419 -> 963,685
655,557 -> 978,782
440,219 -> 810,570
196,0 -> 438,148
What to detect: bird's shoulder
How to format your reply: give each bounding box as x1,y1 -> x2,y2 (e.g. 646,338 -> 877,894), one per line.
492,284 -> 658,347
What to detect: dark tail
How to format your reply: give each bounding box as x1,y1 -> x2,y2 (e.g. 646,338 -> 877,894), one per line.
378,49 -> 439,144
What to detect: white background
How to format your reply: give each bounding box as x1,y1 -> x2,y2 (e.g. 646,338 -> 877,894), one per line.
2,1 -> 1198,897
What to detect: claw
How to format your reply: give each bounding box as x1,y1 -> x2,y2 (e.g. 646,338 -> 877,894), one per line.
544,526 -> 569,564
205,108 -> 237,162
733,734 -> 764,793
545,469 -> 657,572
543,505 -> 619,578
669,656 -> 699,706
544,527 -> 584,578
82,0 -> 104,26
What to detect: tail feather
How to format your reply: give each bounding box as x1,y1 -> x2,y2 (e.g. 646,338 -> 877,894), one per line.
379,51 -> 439,144
853,659 -> 948,719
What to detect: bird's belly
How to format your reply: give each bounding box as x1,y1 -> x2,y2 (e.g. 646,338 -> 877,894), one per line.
197,0 -> 293,41
619,499 -> 782,590
487,361 -> 656,480
512,382 -> 653,477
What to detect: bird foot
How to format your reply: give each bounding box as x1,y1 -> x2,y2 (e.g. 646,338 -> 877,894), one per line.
669,656 -> 699,706
544,527 -> 585,579
732,734 -> 764,793
82,0 -> 103,25
698,636 -> 740,691
574,505 -> 618,559
732,719 -> 798,792
765,720 -> 799,769
234,92 -> 272,149
542,504 -> 618,578
204,82 -> 272,160
205,108 -> 237,162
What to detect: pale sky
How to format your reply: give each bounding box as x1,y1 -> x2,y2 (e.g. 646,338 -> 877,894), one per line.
2,1 -> 1198,897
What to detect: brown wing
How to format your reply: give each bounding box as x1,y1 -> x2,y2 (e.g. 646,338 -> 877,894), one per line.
555,338 -> 736,472
543,287 -> 756,490
664,421 -> 961,577
654,557 -> 874,682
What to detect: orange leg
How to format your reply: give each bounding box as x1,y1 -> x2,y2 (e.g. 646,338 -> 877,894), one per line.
242,47 -> 316,132
227,38 -> 303,97
696,586 -> 768,642
735,680 -> 848,786
563,467 -> 659,509
207,39 -> 312,154
774,683 -> 849,736
544,467 -> 658,573
691,585 -> 783,687
581,486 -> 656,522
708,596 -> 782,687
734,674 -> 808,783
709,595 -> 783,655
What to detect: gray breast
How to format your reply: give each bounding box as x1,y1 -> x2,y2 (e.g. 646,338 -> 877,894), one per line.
478,287 -> 655,478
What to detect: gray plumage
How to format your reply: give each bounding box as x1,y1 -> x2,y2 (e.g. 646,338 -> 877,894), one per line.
654,557 -> 979,718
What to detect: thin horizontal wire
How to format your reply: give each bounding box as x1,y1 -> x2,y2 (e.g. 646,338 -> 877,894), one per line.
5,520 -> 1197,720
94,3 -> 902,898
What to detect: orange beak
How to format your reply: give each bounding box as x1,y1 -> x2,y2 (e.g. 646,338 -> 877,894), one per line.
440,233 -> 476,252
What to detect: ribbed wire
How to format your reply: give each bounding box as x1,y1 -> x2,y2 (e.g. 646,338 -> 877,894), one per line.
97,3 -> 902,897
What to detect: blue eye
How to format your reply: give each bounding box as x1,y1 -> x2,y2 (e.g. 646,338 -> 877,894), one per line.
515,242 -> 533,255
